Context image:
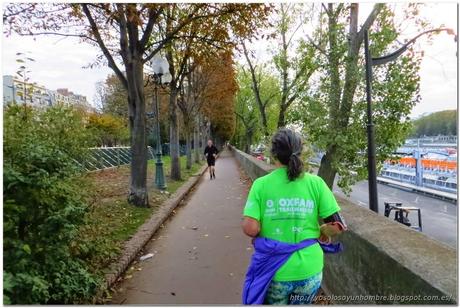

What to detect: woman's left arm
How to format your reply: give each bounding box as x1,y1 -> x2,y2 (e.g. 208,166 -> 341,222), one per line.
320,212 -> 347,240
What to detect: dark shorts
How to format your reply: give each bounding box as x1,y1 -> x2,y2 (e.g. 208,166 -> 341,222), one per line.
207,158 -> 215,166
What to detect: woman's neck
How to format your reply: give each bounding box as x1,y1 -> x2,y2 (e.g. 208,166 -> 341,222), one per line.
274,161 -> 285,168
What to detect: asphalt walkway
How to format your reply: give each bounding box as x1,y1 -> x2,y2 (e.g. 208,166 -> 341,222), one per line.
110,149 -> 253,304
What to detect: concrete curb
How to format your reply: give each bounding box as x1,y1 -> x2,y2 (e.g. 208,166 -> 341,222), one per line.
97,160 -> 209,300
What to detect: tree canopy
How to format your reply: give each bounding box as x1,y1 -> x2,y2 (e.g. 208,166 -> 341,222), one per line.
4,3 -> 272,206
234,3 -> 453,191
201,51 -> 239,141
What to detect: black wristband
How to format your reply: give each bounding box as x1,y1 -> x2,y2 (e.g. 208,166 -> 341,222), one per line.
323,212 -> 347,228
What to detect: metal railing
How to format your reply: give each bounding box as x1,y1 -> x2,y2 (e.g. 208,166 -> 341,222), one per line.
77,146 -> 155,172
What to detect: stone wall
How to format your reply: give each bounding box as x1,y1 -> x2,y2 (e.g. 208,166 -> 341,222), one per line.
230,146 -> 457,304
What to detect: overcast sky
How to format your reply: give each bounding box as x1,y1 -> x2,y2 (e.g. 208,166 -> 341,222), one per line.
2,2 -> 457,118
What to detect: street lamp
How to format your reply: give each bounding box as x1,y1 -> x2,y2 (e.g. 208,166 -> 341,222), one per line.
364,28 -> 456,213
149,55 -> 172,190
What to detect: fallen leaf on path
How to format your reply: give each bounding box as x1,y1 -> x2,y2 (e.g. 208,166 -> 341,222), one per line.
224,235 -> 231,239
203,234 -> 209,237
125,275 -> 132,279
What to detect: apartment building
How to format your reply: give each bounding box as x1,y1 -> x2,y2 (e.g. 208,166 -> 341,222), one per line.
3,75 -> 52,107
3,75 -> 92,111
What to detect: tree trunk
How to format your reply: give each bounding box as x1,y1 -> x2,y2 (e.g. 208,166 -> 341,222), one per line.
317,148 -> 337,189
317,3 -> 381,191
242,41 -> 270,137
202,119 -> 208,160
202,116 -> 210,160
193,120 -> 200,163
169,88 -> 181,180
277,104 -> 287,128
127,59 -> 149,207
245,129 -> 253,154
186,130 -> 192,169
278,13 -> 289,130
255,101 -> 269,137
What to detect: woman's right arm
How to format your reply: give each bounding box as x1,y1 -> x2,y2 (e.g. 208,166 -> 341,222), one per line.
242,216 -> 260,237
242,179 -> 262,238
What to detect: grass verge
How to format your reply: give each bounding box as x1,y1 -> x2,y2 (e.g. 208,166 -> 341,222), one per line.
75,156 -> 204,291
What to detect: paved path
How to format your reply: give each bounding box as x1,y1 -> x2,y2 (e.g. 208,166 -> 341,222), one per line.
110,149 -> 253,304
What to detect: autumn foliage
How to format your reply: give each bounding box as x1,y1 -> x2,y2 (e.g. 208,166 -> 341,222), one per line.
86,113 -> 129,147
201,51 -> 238,141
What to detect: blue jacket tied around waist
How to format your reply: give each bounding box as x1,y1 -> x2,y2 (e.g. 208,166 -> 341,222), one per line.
242,237 -> 342,305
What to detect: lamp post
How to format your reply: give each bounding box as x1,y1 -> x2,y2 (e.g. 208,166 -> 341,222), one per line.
150,55 -> 172,190
364,28 -> 455,213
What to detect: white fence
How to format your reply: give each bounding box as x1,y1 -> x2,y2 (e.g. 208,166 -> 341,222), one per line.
76,146 -> 155,172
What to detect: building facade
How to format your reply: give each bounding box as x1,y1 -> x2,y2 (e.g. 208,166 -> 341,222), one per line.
3,75 -> 52,107
3,75 -> 92,111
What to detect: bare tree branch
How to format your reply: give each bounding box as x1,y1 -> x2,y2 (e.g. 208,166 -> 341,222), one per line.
3,3 -> 35,22
116,4 -> 129,64
16,32 -> 96,42
305,34 -> 327,56
139,6 -> 163,49
82,4 -> 128,89
143,5 -> 205,63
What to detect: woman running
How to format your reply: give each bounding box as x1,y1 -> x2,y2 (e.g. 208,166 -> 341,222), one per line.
242,128 -> 346,305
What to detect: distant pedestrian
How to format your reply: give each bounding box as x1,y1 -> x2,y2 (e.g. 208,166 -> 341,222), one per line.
241,128 -> 347,305
204,139 -> 218,180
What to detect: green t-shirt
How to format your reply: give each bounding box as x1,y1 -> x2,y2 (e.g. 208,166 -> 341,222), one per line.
243,167 -> 340,282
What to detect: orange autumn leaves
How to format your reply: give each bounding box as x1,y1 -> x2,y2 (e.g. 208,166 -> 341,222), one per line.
201,51 -> 238,141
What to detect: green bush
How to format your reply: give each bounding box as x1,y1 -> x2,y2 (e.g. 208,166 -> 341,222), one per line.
3,105 -> 99,304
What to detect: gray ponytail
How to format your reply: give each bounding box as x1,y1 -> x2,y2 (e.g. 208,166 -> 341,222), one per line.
270,128 -> 304,181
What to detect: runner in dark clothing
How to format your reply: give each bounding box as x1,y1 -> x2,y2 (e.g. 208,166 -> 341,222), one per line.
204,139 -> 218,180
